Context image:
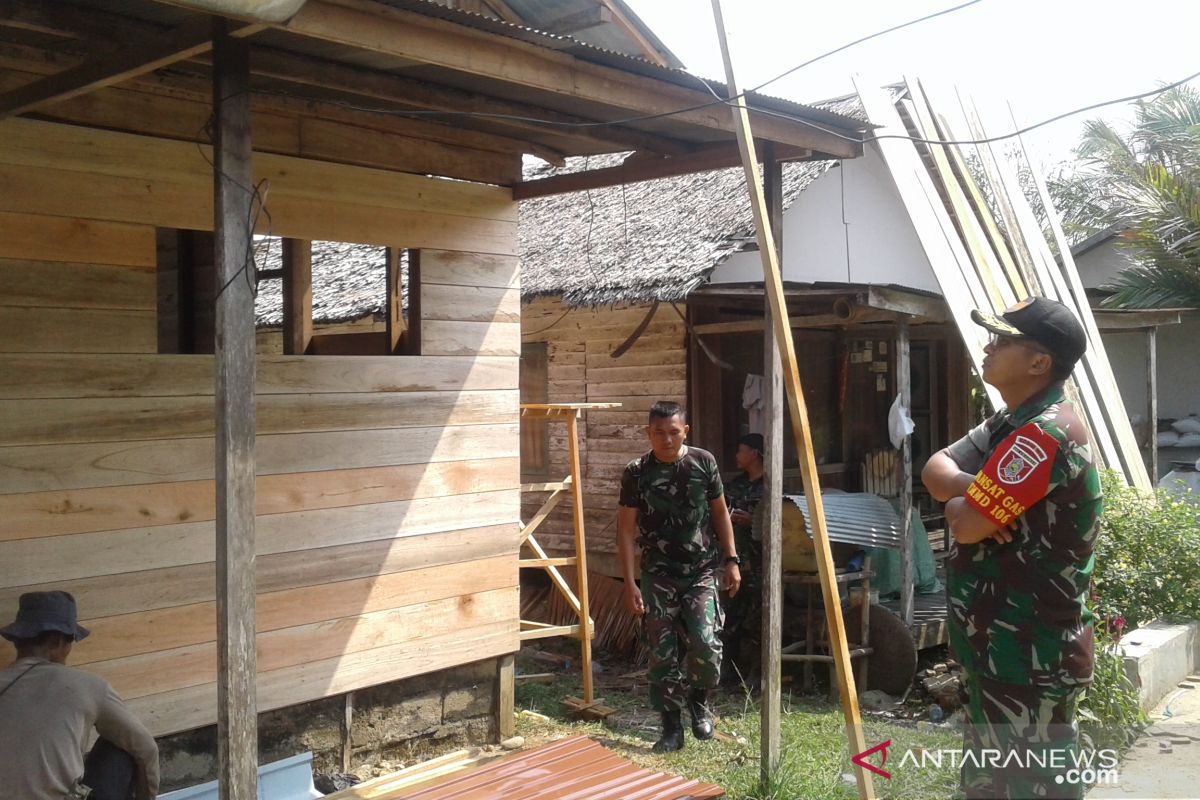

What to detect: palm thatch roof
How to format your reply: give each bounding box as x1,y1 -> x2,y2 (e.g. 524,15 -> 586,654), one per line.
254,240 -> 397,328
519,94 -> 868,307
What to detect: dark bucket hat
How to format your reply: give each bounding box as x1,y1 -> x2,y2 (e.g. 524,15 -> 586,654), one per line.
1,591 -> 90,642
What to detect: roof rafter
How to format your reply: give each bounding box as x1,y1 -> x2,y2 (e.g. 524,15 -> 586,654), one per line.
0,13 -> 263,120
512,141 -> 811,199
242,46 -> 694,158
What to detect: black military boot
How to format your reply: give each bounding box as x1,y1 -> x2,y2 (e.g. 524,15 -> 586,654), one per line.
688,689 -> 714,740
651,710 -> 685,753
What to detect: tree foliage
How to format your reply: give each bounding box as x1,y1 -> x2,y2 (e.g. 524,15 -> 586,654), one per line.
1050,85 -> 1200,308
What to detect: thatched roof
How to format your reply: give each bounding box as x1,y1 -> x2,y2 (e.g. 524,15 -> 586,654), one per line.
519,95 -> 868,307
254,240 -> 398,328
517,156 -> 829,307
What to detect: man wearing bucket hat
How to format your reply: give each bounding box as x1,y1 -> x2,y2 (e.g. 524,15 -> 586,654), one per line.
921,297 -> 1101,800
0,591 -> 159,799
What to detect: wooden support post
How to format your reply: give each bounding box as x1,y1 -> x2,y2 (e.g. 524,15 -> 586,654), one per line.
760,144 -> 784,784
282,239 -> 312,355
497,654 -> 515,739
212,21 -> 258,800
898,320 -> 914,626
565,411 -> 593,704
1146,326 -> 1158,482
342,691 -> 354,773
386,247 -> 404,354
710,4 -> 873,797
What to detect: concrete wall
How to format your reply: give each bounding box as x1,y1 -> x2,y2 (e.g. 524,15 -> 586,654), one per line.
709,145 -> 939,292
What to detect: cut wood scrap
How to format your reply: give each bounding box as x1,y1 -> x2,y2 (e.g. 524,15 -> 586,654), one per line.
514,672 -> 555,684
561,695 -> 616,720
324,747 -> 502,799
518,709 -> 550,722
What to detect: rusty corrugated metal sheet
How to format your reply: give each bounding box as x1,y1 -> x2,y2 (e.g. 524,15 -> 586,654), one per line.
396,736 -> 725,800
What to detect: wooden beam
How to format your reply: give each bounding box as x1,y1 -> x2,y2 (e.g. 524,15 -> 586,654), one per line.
595,0 -> 666,67
865,287 -> 948,323
212,21 -> 258,800
0,16 -> 263,119
497,653 -> 515,739
540,6 -> 613,35
243,46 -> 691,158
565,411 -> 594,704
282,239 -> 312,355
710,4 -> 872,797
760,144 -> 783,785
1093,309 -> 1183,330
897,320 -> 914,627
512,142 -> 811,199
385,247 -> 404,354
279,0 -> 861,156
1146,326 -> 1158,482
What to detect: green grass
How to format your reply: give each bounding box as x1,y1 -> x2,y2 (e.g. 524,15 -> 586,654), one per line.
515,675 -> 961,800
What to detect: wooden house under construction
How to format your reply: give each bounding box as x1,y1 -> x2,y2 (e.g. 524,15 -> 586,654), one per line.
0,0 -> 866,788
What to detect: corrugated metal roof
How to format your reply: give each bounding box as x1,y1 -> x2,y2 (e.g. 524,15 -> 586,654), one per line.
394,736 -> 725,799
784,493 -> 904,550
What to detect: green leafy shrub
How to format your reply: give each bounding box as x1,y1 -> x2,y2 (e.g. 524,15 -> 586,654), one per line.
1077,627 -> 1146,753
1093,471 -> 1200,628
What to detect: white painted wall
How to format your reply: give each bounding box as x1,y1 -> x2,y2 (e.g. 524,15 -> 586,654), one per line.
1072,236 -> 1140,290
709,145 -> 939,291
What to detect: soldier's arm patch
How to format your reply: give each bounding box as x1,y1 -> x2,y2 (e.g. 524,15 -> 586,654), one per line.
963,422 -> 1059,527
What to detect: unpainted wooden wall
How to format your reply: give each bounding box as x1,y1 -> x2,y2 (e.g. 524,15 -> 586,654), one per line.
520,297 -> 686,574
0,118 -> 521,737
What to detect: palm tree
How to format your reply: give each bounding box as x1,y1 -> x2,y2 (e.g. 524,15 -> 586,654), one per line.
1052,85 -> 1200,308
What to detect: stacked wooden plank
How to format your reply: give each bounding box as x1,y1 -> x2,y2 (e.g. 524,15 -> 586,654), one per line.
856,79 -> 1151,489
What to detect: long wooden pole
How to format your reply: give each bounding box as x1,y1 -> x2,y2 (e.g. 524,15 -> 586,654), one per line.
760,145 -> 783,784
708,4 -> 873,797
565,411 -> 594,704
213,19 -> 258,800
898,320 -> 914,626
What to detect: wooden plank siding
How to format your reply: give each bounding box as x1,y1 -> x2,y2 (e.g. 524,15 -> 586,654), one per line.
0,120 -> 522,738
519,298 -> 686,573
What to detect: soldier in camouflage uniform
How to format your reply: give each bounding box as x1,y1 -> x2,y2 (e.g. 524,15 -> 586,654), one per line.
617,401 -> 742,753
721,433 -> 765,685
922,297 -> 1100,800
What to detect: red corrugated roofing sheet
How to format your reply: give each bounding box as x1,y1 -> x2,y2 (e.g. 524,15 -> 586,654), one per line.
396,736 -> 725,800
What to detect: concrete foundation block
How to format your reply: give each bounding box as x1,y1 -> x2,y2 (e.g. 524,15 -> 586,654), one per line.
1119,619 -> 1200,711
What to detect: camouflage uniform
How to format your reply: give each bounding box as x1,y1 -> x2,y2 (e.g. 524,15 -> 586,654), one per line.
945,382 -> 1101,799
619,446 -> 725,712
721,473 -> 763,678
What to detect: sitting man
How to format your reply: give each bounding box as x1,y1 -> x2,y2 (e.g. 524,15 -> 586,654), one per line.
0,591 -> 160,800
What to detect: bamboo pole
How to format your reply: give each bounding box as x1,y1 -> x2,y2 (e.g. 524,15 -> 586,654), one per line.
565,411 -> 594,704
708,4 -> 873,797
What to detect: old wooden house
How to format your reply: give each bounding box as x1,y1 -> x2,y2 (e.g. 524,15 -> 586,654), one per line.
0,0 -> 863,788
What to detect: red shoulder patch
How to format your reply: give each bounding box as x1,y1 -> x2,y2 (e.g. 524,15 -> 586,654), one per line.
963,422 -> 1059,527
